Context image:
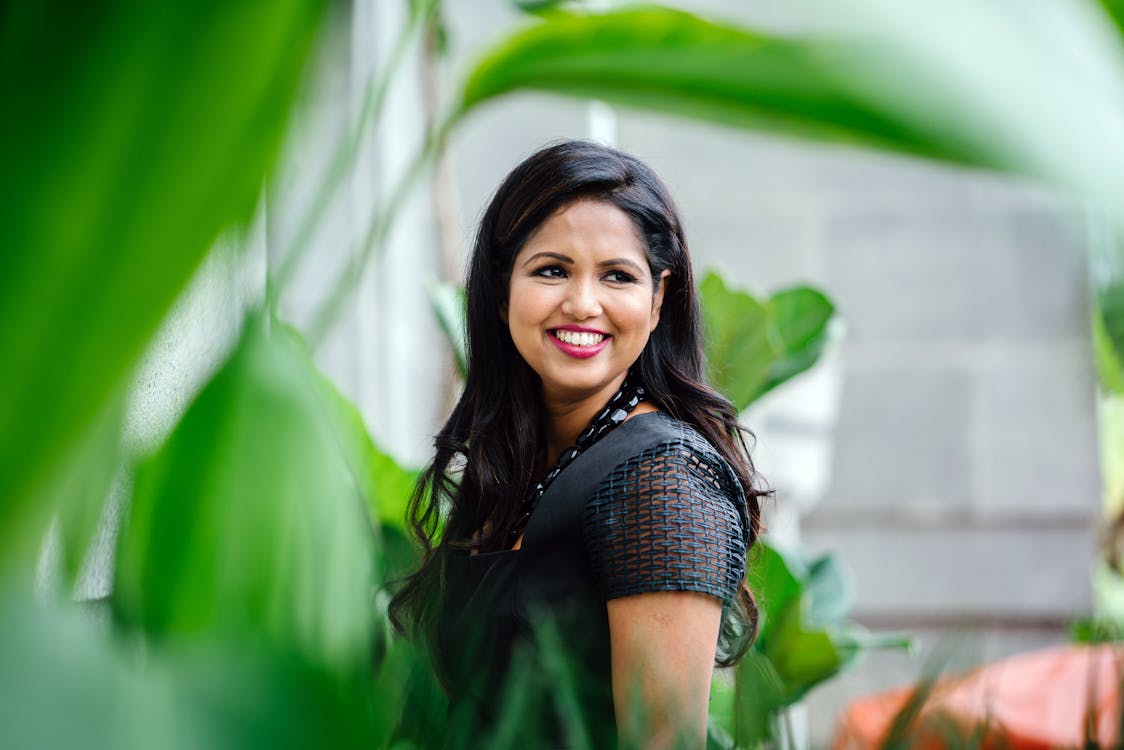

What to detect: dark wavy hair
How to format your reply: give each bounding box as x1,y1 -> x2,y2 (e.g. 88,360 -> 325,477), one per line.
388,139 -> 766,666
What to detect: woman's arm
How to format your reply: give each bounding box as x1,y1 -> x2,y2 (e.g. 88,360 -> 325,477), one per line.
607,590 -> 723,749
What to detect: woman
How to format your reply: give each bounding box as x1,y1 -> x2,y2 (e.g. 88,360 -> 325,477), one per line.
389,140 -> 766,748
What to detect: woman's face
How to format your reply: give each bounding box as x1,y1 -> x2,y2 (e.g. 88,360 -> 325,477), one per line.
505,199 -> 668,406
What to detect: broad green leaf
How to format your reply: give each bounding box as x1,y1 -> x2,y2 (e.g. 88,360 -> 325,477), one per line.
305,335 -> 420,534
114,315 -> 374,674
733,650 -> 787,746
1099,0 -> 1124,39
280,320 -> 420,591
804,551 -> 855,628
428,281 -> 469,379
706,677 -> 736,740
746,539 -> 804,649
762,287 -> 835,396
705,717 -> 736,750
0,585 -> 373,750
701,272 -> 835,411
45,388 -> 126,586
0,0 -> 327,565
458,6 -> 1003,166
763,599 -> 843,703
701,272 -> 773,410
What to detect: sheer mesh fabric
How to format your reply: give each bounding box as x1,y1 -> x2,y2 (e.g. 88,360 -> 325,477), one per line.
582,426 -> 748,603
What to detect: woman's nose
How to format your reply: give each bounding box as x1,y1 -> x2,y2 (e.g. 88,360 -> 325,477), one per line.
561,279 -> 602,320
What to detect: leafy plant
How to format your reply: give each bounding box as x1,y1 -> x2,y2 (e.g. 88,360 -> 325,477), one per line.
700,271 -> 835,412
0,0 -> 329,570
706,541 -> 911,746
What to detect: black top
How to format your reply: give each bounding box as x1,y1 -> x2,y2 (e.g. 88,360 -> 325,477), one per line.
433,412 -> 748,748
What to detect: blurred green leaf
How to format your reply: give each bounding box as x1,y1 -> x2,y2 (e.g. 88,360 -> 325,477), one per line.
804,552 -> 856,628
733,650 -> 787,746
701,272 -> 835,411
1096,0 -> 1124,39
1095,286 -> 1124,395
0,0 -> 327,565
113,315 -> 374,674
428,281 -> 469,379
706,677 -> 736,742
306,339 -> 420,534
49,388 -> 126,587
701,272 -> 773,411
764,598 -> 843,703
746,540 -> 804,648
458,6 -> 997,164
0,584 -> 373,750
511,0 -> 576,14
705,716 -> 736,750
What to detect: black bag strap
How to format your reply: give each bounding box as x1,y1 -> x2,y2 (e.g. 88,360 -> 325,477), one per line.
521,412 -> 679,549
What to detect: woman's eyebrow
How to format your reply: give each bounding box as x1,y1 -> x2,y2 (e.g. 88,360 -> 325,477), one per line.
522,251 -> 573,267
599,258 -> 645,273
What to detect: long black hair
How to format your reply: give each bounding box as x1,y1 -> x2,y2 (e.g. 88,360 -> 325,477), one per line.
388,139 -> 767,666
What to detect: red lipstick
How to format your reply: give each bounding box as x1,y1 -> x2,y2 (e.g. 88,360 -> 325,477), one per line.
547,326 -> 610,359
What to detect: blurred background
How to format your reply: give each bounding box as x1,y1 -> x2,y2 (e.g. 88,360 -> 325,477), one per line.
5,0 -> 1121,748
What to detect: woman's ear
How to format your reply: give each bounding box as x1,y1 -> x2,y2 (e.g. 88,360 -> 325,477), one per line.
650,270 -> 671,331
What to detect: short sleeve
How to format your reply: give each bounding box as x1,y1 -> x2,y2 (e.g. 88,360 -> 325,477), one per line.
582,436 -> 749,603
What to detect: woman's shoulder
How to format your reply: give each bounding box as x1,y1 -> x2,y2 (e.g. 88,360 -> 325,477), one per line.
619,411 -> 743,496
582,411 -> 750,602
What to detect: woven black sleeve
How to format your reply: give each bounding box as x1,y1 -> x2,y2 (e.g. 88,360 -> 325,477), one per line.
582,431 -> 748,603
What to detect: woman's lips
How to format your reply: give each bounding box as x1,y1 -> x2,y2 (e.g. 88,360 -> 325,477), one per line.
548,329 -> 610,359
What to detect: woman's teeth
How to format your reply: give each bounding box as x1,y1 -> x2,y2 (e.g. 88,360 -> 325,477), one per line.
553,330 -> 606,346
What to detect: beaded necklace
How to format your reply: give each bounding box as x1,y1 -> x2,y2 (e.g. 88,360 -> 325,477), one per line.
508,374 -> 647,545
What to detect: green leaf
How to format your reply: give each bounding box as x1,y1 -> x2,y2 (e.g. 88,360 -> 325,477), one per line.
305,338 -> 420,534
113,315 -> 374,674
1095,285 -> 1124,395
0,0 -> 327,566
733,650 -> 787,746
762,287 -> 836,396
804,552 -> 855,628
763,599 -> 844,703
1096,0 -> 1124,40
0,585 -> 373,749
511,0 -> 575,14
458,6 -> 995,165
46,388 -> 126,587
706,676 -> 736,740
701,271 -> 835,411
746,539 -> 804,649
428,281 -> 469,379
701,271 -> 773,410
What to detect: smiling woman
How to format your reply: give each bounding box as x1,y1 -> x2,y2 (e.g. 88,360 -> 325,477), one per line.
388,140 -> 767,749
506,199 -> 668,411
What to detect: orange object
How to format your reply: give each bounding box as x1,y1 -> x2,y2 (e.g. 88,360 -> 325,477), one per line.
833,644 -> 1123,749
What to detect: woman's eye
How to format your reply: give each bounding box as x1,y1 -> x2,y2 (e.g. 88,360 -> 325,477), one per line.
533,265 -> 567,279
605,270 -> 637,284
